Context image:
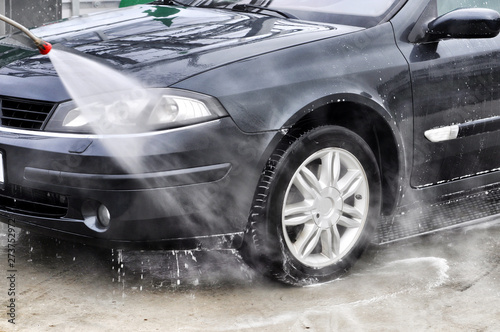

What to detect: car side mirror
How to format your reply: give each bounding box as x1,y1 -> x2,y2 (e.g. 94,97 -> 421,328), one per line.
425,8 -> 500,42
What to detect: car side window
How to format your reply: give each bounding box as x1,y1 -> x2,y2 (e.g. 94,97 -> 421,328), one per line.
437,0 -> 500,15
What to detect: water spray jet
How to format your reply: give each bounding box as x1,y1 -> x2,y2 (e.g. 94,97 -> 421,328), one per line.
0,13 -> 52,54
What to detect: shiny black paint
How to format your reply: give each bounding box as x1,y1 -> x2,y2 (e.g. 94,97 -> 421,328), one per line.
174,21 -> 411,212
0,1 -> 499,247
0,6 -> 354,100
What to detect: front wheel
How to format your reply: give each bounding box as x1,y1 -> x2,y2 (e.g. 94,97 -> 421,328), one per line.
241,126 -> 381,286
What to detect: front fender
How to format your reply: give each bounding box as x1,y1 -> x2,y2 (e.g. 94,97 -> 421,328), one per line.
174,22 -> 413,212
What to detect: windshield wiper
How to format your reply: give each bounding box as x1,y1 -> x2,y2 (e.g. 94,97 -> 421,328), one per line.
232,4 -> 297,19
150,0 -> 190,5
151,0 -> 298,19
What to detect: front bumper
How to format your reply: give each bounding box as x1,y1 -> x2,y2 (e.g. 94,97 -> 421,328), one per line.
0,118 -> 274,249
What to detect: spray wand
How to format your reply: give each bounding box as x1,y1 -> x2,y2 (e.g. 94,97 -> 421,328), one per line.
0,13 -> 52,54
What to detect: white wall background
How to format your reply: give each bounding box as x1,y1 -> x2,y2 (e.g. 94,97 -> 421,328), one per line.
61,0 -> 121,18
0,1 -> 122,34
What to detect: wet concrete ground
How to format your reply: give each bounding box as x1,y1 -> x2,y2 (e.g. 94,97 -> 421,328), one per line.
0,218 -> 498,331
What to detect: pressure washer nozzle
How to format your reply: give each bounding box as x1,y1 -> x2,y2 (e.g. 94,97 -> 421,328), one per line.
37,40 -> 52,55
0,13 -> 52,55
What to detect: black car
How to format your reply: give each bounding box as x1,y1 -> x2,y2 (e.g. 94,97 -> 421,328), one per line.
0,0 -> 500,285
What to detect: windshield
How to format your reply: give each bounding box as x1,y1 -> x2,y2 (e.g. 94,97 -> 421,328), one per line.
160,0 -> 406,27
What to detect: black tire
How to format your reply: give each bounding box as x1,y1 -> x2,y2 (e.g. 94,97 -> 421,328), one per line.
241,125 -> 381,286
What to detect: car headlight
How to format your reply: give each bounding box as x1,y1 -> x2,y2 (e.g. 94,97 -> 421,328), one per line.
45,88 -> 227,134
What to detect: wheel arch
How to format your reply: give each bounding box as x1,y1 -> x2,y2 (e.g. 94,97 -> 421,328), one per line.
281,96 -> 403,215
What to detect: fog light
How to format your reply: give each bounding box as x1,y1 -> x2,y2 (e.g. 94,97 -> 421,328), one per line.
82,200 -> 111,232
97,204 -> 111,228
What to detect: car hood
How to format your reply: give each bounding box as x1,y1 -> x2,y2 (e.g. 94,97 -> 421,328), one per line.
0,5 -> 360,102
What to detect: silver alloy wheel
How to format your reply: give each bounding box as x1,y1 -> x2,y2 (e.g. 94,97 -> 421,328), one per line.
282,147 -> 370,268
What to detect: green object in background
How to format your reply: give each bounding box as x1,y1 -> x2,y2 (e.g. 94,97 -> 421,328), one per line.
119,0 -> 152,7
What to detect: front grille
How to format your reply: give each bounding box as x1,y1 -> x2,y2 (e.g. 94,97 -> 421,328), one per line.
0,184 -> 68,218
0,97 -> 56,130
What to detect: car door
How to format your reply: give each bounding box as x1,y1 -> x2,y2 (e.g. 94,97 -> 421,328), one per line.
401,0 -> 500,187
